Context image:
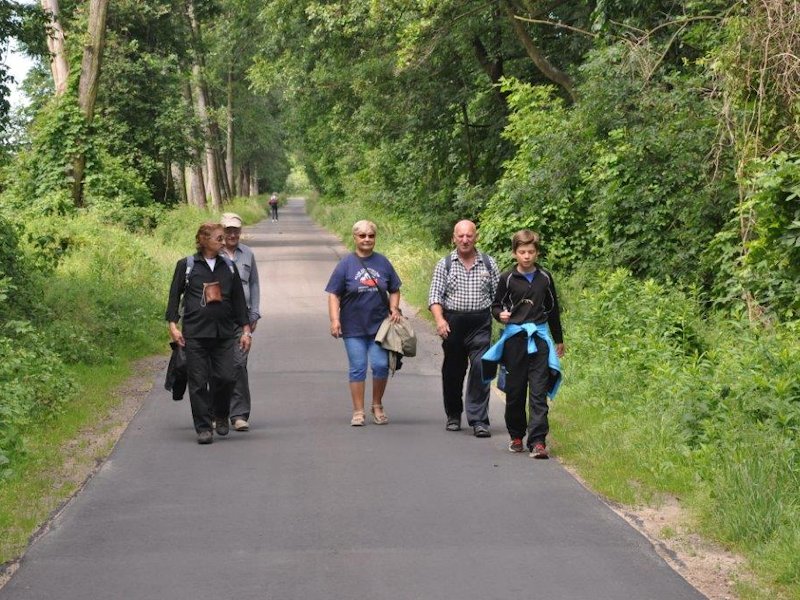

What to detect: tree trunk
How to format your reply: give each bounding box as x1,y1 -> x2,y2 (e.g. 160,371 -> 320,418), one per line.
226,67 -> 236,197
186,0 -> 224,208
182,80 -> 207,207
249,165 -> 258,196
501,0 -> 576,103
171,162 -> 187,204
239,164 -> 250,197
191,65 -> 222,209
41,0 -> 69,95
71,0 -> 110,207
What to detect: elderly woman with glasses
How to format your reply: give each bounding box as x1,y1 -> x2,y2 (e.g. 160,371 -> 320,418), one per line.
166,222 -> 252,444
326,220 -> 402,426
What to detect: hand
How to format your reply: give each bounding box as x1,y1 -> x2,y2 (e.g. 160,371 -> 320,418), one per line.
435,317 -> 450,339
499,310 -> 511,324
556,343 -> 565,358
389,307 -> 402,323
239,333 -> 252,351
330,319 -> 342,338
169,323 -> 185,347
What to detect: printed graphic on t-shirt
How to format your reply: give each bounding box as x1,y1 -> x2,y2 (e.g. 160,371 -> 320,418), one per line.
355,268 -> 382,293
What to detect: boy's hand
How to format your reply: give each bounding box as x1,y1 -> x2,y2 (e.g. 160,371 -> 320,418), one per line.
499,310 -> 511,324
556,343 -> 565,358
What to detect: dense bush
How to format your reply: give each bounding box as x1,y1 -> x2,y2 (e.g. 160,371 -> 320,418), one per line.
555,268 -> 800,589
480,47 -> 737,291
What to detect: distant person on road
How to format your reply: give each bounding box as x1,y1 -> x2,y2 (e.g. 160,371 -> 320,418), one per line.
166,222 -> 253,444
269,192 -> 279,222
220,212 -> 261,432
325,220 -> 402,426
428,220 -> 499,437
485,230 -> 564,459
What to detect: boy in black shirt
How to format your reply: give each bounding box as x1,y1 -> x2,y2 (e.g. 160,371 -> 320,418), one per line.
490,230 -> 564,458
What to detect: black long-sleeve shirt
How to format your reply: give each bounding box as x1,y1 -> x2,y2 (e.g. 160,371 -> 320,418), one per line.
165,253 -> 249,338
490,266 -> 564,344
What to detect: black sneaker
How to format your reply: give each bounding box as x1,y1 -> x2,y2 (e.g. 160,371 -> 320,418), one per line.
445,417 -> 461,432
197,431 -> 213,444
508,438 -> 524,453
473,424 -> 491,438
215,419 -> 229,436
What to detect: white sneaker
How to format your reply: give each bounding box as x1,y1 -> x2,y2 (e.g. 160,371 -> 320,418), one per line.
233,418 -> 249,431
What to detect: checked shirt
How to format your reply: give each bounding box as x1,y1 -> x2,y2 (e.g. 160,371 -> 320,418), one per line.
428,250 -> 499,312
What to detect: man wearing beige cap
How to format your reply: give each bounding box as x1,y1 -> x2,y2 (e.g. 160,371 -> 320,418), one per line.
220,212 -> 261,431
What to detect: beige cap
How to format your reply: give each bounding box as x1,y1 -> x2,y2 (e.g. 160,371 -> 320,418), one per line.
220,212 -> 242,228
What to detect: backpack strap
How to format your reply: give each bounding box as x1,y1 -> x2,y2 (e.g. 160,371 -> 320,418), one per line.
445,251 -> 495,277
185,254 -> 235,287
184,255 -> 195,287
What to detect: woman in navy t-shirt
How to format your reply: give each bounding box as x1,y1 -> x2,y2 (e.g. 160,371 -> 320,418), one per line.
326,220 -> 402,426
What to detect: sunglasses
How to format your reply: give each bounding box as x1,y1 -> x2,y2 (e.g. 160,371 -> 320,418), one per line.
355,233 -> 375,239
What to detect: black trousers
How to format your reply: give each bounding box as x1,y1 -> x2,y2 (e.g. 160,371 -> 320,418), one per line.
441,310 -> 492,426
502,332 -> 550,446
185,337 -> 237,433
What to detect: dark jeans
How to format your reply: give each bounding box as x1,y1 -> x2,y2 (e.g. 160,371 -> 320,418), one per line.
185,336 -> 237,433
270,204 -> 278,220
229,327 -> 251,422
502,331 -> 550,446
441,310 -> 492,426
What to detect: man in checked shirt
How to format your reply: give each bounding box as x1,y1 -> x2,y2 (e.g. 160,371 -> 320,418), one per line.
428,220 -> 499,437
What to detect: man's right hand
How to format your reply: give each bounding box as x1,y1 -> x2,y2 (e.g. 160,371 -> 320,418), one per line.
435,318 -> 450,339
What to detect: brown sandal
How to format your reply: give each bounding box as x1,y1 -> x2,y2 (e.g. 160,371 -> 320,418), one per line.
351,410 -> 366,426
371,404 -> 389,425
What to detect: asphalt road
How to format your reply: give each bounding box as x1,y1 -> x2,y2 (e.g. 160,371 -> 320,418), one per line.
0,199 -> 706,600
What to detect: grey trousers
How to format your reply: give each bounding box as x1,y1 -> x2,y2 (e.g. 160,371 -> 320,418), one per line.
229,327 -> 251,422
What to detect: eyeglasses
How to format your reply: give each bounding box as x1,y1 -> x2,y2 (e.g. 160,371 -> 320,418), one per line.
225,231 -> 240,237
355,233 -> 375,239
212,235 -> 224,242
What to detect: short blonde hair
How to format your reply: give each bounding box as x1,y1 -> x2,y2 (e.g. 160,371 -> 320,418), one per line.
352,220 -> 377,236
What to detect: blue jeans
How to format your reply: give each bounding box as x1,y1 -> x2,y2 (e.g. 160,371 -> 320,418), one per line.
343,336 -> 389,382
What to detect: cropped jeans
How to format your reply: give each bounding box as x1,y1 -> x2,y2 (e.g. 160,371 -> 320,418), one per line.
343,335 -> 389,382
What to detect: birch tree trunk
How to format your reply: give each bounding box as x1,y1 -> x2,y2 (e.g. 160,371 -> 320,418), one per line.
41,0 -> 69,95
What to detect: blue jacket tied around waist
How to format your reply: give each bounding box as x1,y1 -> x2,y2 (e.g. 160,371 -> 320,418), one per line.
480,323 -> 562,399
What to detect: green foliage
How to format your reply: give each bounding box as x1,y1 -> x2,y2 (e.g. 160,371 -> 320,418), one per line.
709,153 -> 800,321
479,80 -> 593,272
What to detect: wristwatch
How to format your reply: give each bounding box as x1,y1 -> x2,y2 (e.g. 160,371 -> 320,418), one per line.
243,332 -> 253,338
